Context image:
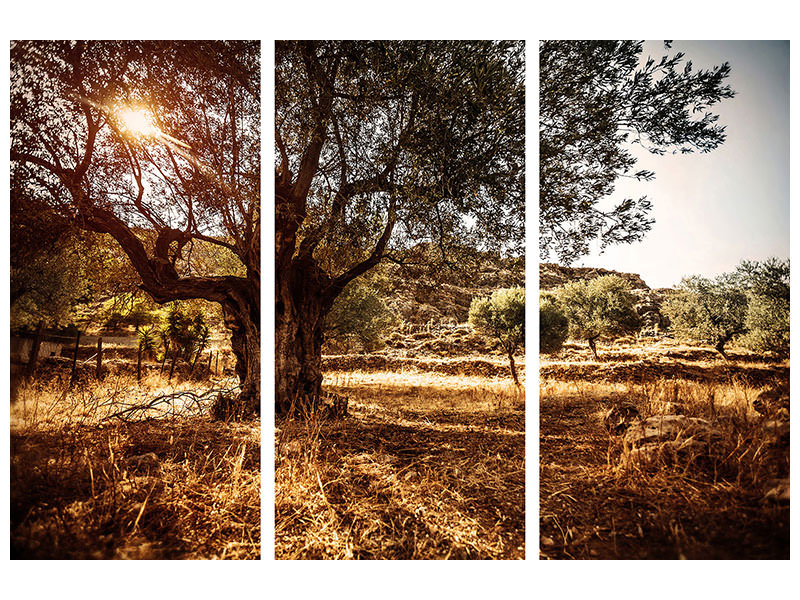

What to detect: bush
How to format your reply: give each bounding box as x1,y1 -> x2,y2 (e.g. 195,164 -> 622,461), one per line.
468,287 -> 525,384
736,259 -> 790,356
162,304 -> 210,362
126,302 -> 158,330
663,275 -> 748,358
555,275 -> 639,360
664,259 -> 789,358
325,280 -> 398,353
739,295 -> 790,356
540,293 -> 568,354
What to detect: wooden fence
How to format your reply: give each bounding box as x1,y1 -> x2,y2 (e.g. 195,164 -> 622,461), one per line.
11,322 -> 225,384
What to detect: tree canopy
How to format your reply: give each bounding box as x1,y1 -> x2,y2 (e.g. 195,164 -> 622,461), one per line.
11,41 -> 261,417
540,40 -> 735,264
539,292 -> 569,355
277,41 -> 525,272
664,259 -> 790,357
555,275 -> 640,360
324,278 -> 398,353
469,287 -> 525,385
275,41 -> 525,413
663,274 -> 749,358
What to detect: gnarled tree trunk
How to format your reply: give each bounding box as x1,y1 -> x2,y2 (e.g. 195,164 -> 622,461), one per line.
275,253 -> 336,417
507,350 -> 520,386
217,282 -> 261,419
81,204 -> 261,420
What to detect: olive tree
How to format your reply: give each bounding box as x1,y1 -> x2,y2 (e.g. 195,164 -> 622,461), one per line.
325,279 -> 398,353
665,259 -> 789,358
555,275 -> 639,360
11,41 -> 260,418
540,292 -> 568,354
739,295 -> 790,357
663,274 -> 748,359
276,41 -> 524,414
736,258 -> 790,356
469,287 -> 525,385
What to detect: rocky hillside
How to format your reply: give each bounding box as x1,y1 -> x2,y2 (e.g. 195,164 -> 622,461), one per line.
540,263 -> 670,335
384,253 -> 524,326
540,263 -> 650,291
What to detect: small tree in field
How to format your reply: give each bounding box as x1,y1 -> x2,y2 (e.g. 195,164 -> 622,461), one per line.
665,259 -> 789,358
555,275 -> 639,360
540,292 -> 568,354
469,287 -> 525,385
736,258 -> 790,357
739,295 -> 790,357
325,280 -> 397,353
662,275 -> 748,359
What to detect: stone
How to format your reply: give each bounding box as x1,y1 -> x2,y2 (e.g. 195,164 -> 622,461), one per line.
623,415 -> 716,449
619,415 -> 720,470
622,438 -> 709,468
603,402 -> 641,434
763,478 -> 790,503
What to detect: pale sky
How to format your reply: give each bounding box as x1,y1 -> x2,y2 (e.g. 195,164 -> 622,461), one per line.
578,40 -> 790,289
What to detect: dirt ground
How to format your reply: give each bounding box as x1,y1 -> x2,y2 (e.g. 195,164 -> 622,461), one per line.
540,339 -> 789,559
10,371 -> 260,560
276,370 -> 525,560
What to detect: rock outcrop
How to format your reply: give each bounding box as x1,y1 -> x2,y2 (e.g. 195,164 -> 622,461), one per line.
385,252 -> 524,325
619,415 -> 721,470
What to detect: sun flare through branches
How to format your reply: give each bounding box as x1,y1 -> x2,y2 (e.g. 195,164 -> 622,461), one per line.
115,106 -> 159,138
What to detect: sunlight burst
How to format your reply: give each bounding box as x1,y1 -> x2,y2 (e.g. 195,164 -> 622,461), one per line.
116,107 -> 158,137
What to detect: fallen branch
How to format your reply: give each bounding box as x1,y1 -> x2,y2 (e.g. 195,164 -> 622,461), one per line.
101,382 -> 243,422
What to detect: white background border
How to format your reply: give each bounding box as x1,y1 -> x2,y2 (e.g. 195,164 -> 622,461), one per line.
1,2 -> 796,598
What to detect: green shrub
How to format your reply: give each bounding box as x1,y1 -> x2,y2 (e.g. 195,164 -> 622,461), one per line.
555,275 -> 639,360
539,292 -> 568,354
663,259 -> 789,358
736,259 -> 789,356
739,294 -> 789,356
325,280 -> 398,353
469,287 -> 525,384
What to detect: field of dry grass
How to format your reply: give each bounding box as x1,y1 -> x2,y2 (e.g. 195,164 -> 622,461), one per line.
540,339 -> 789,559
275,367 -> 525,559
10,370 -> 260,559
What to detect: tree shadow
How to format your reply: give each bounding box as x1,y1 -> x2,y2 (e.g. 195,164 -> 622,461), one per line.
11,418 -> 260,559
278,409 -> 524,559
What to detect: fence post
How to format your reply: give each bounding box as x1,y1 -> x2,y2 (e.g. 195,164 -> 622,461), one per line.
96,337 -> 103,380
27,320 -> 45,377
168,348 -> 178,381
207,350 -> 213,377
160,342 -> 169,376
136,340 -> 143,382
70,331 -> 81,386
214,351 -> 219,376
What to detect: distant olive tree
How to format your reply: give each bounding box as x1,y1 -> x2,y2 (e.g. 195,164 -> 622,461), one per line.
469,287 -> 525,385
555,275 -> 639,360
540,292 -> 568,354
739,295 -> 790,357
736,258 -> 789,357
324,280 -> 398,353
665,259 -> 789,358
663,274 -> 748,359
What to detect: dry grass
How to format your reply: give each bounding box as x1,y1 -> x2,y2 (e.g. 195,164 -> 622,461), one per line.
10,371 -> 260,560
275,370 -> 525,560
540,339 -> 789,559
